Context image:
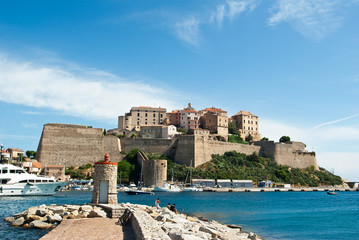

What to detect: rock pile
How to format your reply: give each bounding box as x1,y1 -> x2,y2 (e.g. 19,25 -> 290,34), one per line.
120,203 -> 261,240
4,204 -> 107,229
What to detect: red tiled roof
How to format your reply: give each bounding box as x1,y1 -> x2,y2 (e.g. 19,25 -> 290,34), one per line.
202,107 -> 227,113
32,162 -> 42,168
7,148 -> 24,152
233,111 -> 257,117
46,165 -> 64,168
181,110 -> 197,113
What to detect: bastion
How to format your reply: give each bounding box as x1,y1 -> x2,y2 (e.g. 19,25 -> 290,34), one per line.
36,123 -> 318,172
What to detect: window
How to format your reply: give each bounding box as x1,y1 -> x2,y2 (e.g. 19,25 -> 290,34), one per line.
36,180 -> 41,183
145,122 -> 147,125
248,127 -> 250,130
145,113 -> 148,117
161,114 -> 163,117
153,114 -> 156,117
10,170 -> 15,173
2,169 -> 7,173
137,121 -> 140,125
19,180 -> 27,183
244,120 -> 245,123
137,113 -> 140,117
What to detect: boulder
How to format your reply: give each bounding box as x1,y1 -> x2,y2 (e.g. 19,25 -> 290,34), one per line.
4,217 -> 15,223
78,211 -> 90,218
11,217 -> 25,227
27,207 -> 39,215
22,223 -> 29,228
199,226 -> 219,237
186,216 -> 197,222
13,210 -> 27,219
79,205 -> 93,212
29,220 -> 53,229
248,232 -> 258,240
66,205 -> 80,212
70,210 -> 79,216
48,206 -> 66,214
26,214 -> 43,221
88,209 -> 107,218
47,214 -> 62,223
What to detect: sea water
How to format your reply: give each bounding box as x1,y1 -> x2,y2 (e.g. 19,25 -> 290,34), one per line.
1,191 -> 358,239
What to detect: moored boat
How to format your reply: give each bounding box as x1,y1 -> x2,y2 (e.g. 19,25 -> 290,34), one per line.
0,164 -> 69,196
327,191 -> 338,195
125,188 -> 154,195
154,183 -> 182,192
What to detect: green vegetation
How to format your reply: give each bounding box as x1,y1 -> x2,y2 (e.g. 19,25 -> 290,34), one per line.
117,148 -> 140,184
245,134 -> 253,142
25,150 -> 36,159
260,137 -> 269,141
65,164 -> 93,180
228,122 -> 248,144
167,151 -> 342,187
177,128 -> 187,135
279,136 -> 291,143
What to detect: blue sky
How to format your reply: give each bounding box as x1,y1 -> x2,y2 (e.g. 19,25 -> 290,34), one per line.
0,0 -> 358,180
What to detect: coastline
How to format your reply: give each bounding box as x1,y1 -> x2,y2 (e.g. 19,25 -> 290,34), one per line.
5,202 -> 261,240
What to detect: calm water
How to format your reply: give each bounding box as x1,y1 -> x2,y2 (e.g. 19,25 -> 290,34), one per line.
1,191 -> 358,239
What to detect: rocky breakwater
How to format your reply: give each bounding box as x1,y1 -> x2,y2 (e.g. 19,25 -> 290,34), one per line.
4,204 -> 107,229
124,203 -> 261,240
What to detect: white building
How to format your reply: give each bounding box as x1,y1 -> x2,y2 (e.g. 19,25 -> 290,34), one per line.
162,125 -> 178,139
180,110 -> 199,131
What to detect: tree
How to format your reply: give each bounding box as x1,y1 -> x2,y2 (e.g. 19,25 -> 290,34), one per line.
177,128 -> 187,135
228,122 -> 240,135
245,134 -> 253,142
260,137 -> 269,141
279,136 -> 291,143
25,150 -> 36,159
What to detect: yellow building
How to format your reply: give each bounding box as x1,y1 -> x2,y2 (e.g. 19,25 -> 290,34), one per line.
199,107 -> 228,138
118,106 -> 166,133
231,110 -> 261,141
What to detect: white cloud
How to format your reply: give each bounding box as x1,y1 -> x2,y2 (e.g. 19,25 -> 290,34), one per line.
0,54 -> 180,122
311,114 -> 359,129
175,16 -> 201,45
210,0 -> 259,27
268,0 -> 345,40
20,111 -> 44,115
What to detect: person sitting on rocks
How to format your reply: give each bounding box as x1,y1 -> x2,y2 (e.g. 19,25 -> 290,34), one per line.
167,203 -> 171,209
155,198 -> 161,209
170,203 -> 177,213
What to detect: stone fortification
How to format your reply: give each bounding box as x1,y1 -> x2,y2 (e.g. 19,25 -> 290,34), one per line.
121,138 -> 175,155
36,123 -> 318,172
137,151 -> 167,187
254,141 -> 319,170
36,124 -> 123,167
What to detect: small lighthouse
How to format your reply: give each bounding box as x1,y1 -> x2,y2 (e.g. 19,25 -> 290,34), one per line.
91,153 -> 118,204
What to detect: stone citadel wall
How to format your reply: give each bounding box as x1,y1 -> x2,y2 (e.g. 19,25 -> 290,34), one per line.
36,124 -> 123,167
36,123 -> 318,171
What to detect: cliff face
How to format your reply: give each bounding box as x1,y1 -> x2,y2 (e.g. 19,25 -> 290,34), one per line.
36,124 -> 123,167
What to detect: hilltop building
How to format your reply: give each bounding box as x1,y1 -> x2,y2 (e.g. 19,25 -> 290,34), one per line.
230,111 -> 261,141
199,107 -> 228,139
178,103 -> 199,132
118,106 -> 166,134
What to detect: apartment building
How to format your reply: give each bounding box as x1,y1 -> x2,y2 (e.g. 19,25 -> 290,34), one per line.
118,106 -> 166,132
199,107 -> 228,138
231,110 -> 261,141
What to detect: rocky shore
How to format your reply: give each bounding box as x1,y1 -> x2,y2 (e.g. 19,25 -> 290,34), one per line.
5,203 -> 261,240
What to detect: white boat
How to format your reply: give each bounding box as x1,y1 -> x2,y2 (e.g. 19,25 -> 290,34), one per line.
183,186 -> 203,192
0,164 -> 69,196
154,183 -> 182,192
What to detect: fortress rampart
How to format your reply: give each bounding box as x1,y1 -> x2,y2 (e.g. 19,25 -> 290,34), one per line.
36,124 -> 123,167
254,141 -> 319,170
36,123 -> 318,172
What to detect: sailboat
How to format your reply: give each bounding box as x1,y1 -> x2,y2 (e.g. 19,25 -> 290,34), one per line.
125,158 -> 154,195
183,160 -> 203,192
153,168 -> 182,192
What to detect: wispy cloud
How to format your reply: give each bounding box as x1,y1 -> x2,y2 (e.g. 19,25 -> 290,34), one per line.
210,0 -> 260,27
268,0 -> 347,40
0,53 -> 181,122
311,114 -> 359,130
175,16 -> 201,45
20,111 -> 44,115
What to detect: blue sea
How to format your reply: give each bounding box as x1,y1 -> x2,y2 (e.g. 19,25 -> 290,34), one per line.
1,191 -> 358,239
